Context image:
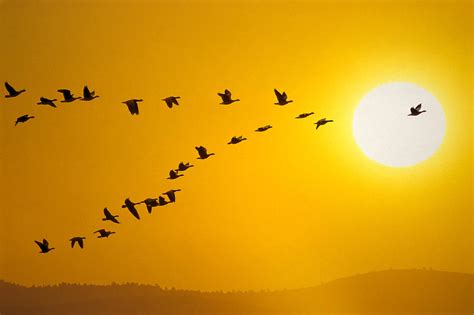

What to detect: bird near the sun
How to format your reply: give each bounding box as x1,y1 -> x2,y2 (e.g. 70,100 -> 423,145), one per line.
296,112 -> 314,119
34,239 -> 54,253
228,136 -> 247,145
122,99 -> 142,115
162,96 -> 180,108
15,114 -> 35,126
163,189 -> 181,203
168,169 -> 183,180
70,237 -> 86,249
4,82 -> 26,98
408,103 -> 426,116
195,146 -> 215,159
315,118 -> 333,129
102,208 -> 120,224
37,97 -> 57,108
80,86 -> 99,101
139,198 -> 159,214
218,89 -> 240,105
94,229 -> 115,238
175,162 -> 194,172
255,125 -> 272,132
122,198 -> 140,220
274,89 -> 293,105
58,89 -> 81,102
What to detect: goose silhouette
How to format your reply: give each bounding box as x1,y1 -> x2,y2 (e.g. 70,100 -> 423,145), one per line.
140,198 -> 159,214
168,169 -> 183,180
157,196 -> 169,206
408,103 -> 426,116
218,89 -> 239,105
37,97 -> 57,108
195,146 -> 215,159
81,86 -> 99,101
255,125 -> 272,132
102,208 -> 120,224
4,82 -> 25,98
175,162 -> 194,172
122,99 -> 142,115
163,189 -> 181,203
274,89 -> 293,105
35,239 -> 54,253
15,114 -> 35,126
94,229 -> 115,238
315,118 -> 333,129
121,198 -> 140,220
163,96 -> 180,108
296,112 -> 314,119
58,89 -> 80,102
228,136 -> 247,144
70,237 -> 86,249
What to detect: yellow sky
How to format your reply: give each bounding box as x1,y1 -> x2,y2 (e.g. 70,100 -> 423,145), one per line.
0,0 -> 472,291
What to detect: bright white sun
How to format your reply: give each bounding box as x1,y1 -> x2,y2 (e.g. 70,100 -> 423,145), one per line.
353,82 -> 446,167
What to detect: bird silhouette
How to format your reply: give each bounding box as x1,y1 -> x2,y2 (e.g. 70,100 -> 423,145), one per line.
157,196 -> 169,206
34,239 -> 54,253
175,162 -> 194,172
94,229 -> 115,238
218,89 -> 240,105
80,86 -> 99,101
274,89 -> 293,105
163,96 -> 180,108
102,208 -> 120,224
408,103 -> 426,116
140,198 -> 159,214
195,146 -> 215,159
121,198 -> 140,220
37,97 -> 57,108
168,169 -> 183,179
4,82 -> 25,98
70,237 -> 86,249
122,99 -> 142,115
296,112 -> 314,119
255,125 -> 272,132
315,118 -> 333,129
163,189 -> 181,203
58,89 -> 80,102
228,136 -> 247,144
15,114 -> 35,126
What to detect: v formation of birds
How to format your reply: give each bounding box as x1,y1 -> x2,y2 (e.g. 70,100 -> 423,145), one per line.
3,82 -> 425,253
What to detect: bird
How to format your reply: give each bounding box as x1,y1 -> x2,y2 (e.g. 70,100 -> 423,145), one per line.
162,96 -> 180,108
94,229 -> 115,238
218,89 -> 240,105
140,198 -> 159,214
102,208 -> 120,224
163,189 -> 181,203
4,82 -> 25,98
168,169 -> 183,179
296,112 -> 314,119
255,125 -> 272,132
195,146 -> 215,159
274,89 -> 293,105
15,114 -> 35,126
37,97 -> 57,108
175,162 -> 194,172
70,237 -> 86,249
34,239 -> 54,253
57,89 -> 80,102
228,136 -> 247,144
157,196 -> 168,206
408,103 -> 426,116
122,99 -> 142,115
80,86 -> 99,101
315,118 -> 333,129
121,198 -> 140,220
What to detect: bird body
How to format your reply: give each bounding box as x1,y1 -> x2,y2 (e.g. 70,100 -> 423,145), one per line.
140,198 -> 159,213
315,118 -> 333,129
255,125 -> 272,132
70,236 -> 86,248
94,229 -> 115,238
4,82 -> 25,98
218,89 -> 239,105
122,99 -> 142,115
35,239 -> 54,253
195,146 -> 215,159
122,198 -> 140,219
176,162 -> 194,172
37,97 -> 57,108
58,89 -> 80,102
168,169 -> 183,179
163,96 -> 180,108
81,86 -> 99,101
228,136 -> 247,144
274,89 -> 293,105
15,114 -> 35,126
296,112 -> 314,119
408,103 -> 426,116
163,189 -> 181,203
102,208 -> 120,224
158,196 -> 168,206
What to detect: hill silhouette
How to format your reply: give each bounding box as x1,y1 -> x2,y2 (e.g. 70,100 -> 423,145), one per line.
0,269 -> 472,314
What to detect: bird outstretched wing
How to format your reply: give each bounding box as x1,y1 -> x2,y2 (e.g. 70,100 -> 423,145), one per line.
5,82 -> 17,94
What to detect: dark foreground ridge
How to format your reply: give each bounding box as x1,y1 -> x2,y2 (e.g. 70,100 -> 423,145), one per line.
1,270 -> 473,315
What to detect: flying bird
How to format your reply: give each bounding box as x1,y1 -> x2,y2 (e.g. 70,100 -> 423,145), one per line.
58,89 -> 80,102
94,229 -> 115,238
296,112 -> 314,119
255,125 -> 272,132
15,114 -> 35,126
168,169 -> 183,179
162,96 -> 180,108
218,89 -> 240,105
195,146 -> 215,159
228,136 -> 247,144
140,198 -> 159,214
157,196 -> 169,206
102,208 -> 120,224
175,162 -> 194,172
315,118 -> 333,129
37,97 -> 57,108
81,86 -> 99,101
163,189 -> 181,203
70,237 -> 86,249
408,103 -> 426,116
122,198 -> 140,220
122,99 -> 142,115
274,89 -> 293,105
34,239 -> 54,253
4,82 -> 25,98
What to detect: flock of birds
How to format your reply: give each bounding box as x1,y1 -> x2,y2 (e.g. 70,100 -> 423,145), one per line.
3,81 -> 426,253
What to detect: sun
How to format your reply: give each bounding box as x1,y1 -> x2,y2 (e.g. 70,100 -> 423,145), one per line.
353,82 -> 446,167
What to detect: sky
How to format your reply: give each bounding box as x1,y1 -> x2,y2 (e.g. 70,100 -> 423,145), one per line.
0,0 -> 472,291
